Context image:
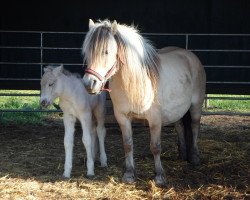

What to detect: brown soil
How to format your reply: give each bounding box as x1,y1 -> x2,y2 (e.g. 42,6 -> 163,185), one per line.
0,115 -> 249,199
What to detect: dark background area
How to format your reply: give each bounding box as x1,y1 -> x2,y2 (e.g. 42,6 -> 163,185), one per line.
0,0 -> 250,94
1,0 -> 250,33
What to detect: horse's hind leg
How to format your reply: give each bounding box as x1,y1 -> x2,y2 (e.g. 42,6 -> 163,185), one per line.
174,120 -> 187,161
188,104 -> 202,165
63,114 -> 76,178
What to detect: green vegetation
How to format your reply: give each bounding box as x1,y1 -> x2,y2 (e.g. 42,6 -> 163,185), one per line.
0,90 -> 60,124
204,94 -> 250,113
0,91 -> 249,124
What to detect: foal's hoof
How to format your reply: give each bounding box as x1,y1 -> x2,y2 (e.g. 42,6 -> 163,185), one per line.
122,172 -> 136,184
100,162 -> 108,168
62,175 -> 70,180
86,174 -> 95,179
62,172 -> 71,179
100,156 -> 108,168
154,174 -> 167,188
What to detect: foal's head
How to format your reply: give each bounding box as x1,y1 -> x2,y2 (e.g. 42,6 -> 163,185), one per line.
82,19 -> 118,94
40,65 -> 64,108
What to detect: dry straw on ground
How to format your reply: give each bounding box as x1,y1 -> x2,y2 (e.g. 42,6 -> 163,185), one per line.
0,115 -> 249,199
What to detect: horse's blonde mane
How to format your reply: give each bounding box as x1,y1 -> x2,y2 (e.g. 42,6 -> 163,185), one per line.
83,20 -> 160,111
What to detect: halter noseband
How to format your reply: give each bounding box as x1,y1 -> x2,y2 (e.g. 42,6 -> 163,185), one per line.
84,62 -> 117,92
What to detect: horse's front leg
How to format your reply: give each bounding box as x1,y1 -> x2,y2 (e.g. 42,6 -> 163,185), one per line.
63,114 -> 76,178
79,112 -> 95,178
147,113 -> 166,187
114,110 -> 135,183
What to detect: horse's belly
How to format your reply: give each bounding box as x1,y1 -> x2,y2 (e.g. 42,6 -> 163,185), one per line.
161,100 -> 191,125
158,64 -> 193,124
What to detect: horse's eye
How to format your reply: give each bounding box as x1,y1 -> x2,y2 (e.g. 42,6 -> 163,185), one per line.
49,83 -> 54,87
105,50 -> 109,55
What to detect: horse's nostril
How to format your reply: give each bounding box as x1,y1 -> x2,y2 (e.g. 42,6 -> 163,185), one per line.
92,79 -> 97,87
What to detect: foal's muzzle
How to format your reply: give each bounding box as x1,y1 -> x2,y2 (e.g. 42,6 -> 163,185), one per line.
40,99 -> 51,108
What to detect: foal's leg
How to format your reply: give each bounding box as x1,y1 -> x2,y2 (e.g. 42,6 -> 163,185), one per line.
63,114 -> 76,178
174,120 -> 187,161
91,124 -> 98,163
94,106 -> 107,167
114,109 -> 135,183
79,112 -> 95,178
147,113 -> 166,186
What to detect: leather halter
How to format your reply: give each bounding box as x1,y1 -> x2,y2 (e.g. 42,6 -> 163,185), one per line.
84,62 -> 117,92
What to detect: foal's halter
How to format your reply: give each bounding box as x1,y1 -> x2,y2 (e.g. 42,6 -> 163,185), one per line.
84,62 -> 117,92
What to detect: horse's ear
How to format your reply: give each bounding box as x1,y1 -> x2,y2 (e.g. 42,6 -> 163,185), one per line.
111,20 -> 118,34
89,19 -> 95,29
53,65 -> 64,77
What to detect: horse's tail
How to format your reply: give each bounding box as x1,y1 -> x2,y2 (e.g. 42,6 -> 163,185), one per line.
182,110 -> 193,161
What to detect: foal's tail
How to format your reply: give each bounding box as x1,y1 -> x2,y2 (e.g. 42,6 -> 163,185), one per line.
182,110 -> 193,160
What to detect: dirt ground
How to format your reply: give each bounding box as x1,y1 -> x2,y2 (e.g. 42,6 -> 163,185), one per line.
0,115 -> 249,199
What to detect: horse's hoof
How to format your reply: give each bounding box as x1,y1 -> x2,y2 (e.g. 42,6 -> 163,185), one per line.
86,174 -> 95,179
178,146 -> 188,161
188,154 -> 201,166
122,172 -> 136,183
154,174 -> 167,188
178,151 -> 188,161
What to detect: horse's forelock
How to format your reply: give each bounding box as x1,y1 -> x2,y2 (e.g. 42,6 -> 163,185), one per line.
83,23 -> 113,66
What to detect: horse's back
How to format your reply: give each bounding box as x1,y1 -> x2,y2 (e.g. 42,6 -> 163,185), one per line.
157,46 -> 180,54
158,47 -> 205,89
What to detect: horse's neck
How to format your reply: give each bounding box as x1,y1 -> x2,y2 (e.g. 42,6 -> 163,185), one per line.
111,71 -> 155,114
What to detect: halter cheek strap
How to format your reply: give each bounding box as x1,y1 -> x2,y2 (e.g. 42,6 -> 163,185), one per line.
84,62 -> 117,92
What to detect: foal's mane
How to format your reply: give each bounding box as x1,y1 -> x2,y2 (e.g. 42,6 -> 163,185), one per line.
45,65 -> 81,79
83,20 -> 160,110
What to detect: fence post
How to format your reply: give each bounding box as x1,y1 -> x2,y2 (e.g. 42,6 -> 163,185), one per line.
204,94 -> 209,109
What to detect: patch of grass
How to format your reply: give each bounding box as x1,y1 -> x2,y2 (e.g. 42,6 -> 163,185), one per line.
1,91 -> 249,124
0,90 -> 60,124
204,94 -> 250,113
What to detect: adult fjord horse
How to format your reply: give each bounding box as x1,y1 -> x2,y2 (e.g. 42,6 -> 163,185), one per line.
82,19 -> 206,186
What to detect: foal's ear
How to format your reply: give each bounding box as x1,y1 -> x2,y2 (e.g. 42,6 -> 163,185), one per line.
53,65 -> 64,77
43,66 -> 53,73
89,19 -> 95,29
111,20 -> 118,34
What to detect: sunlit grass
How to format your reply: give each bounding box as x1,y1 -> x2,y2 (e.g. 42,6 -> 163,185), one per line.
0,91 -> 249,124
0,90 -> 60,124
204,94 -> 250,113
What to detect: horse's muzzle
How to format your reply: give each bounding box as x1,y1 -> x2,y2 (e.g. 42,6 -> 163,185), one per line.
82,74 -> 103,95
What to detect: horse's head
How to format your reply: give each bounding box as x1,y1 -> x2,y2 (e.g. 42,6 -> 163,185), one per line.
82,19 -> 119,95
40,65 -> 63,108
